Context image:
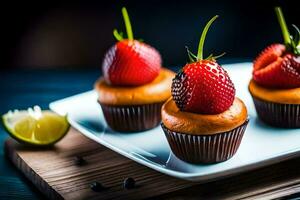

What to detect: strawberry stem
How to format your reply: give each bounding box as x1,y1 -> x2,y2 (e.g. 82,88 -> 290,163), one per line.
197,15 -> 218,60
122,7 -> 134,40
275,7 -> 291,46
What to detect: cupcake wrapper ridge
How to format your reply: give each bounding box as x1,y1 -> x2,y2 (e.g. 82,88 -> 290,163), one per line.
100,102 -> 164,132
252,96 -> 300,128
162,119 -> 249,164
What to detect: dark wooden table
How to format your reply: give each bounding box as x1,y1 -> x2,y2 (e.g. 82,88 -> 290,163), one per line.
1,65 -> 300,199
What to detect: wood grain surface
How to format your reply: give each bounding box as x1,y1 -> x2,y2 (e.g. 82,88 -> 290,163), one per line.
4,128 -> 300,200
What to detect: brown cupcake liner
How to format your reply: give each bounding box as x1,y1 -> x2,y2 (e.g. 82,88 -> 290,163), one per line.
252,96 -> 300,128
99,102 -> 164,132
161,119 -> 249,164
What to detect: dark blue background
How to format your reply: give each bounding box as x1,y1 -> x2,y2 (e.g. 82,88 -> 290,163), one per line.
1,0 -> 299,70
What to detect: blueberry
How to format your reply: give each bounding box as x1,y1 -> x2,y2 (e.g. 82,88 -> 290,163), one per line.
90,182 -> 104,192
123,177 -> 135,189
74,156 -> 86,166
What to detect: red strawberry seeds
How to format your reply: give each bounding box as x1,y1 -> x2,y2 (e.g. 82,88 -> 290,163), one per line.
103,40 -> 161,86
172,60 -> 235,114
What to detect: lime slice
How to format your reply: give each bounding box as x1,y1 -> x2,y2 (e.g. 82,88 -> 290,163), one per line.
2,106 -> 70,146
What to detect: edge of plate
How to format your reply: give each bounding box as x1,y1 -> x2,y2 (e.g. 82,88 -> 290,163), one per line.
49,90 -> 300,182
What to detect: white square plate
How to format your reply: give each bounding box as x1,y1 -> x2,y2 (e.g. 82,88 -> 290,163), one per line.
50,62 -> 300,181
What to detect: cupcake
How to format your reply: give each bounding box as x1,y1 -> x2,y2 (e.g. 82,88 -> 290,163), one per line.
95,7 -> 174,132
161,15 -> 249,164
96,68 -> 174,132
249,7 -> 300,128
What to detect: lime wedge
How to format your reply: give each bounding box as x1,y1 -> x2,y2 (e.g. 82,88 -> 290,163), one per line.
2,106 -> 70,146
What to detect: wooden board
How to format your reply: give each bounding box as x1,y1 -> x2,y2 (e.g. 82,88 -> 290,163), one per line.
4,128 -> 300,200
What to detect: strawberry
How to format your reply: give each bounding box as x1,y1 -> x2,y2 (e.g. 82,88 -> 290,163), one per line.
172,16 -> 235,114
253,53 -> 300,88
253,7 -> 300,89
102,7 -> 161,86
172,60 -> 235,114
253,44 -> 285,71
103,40 -> 161,86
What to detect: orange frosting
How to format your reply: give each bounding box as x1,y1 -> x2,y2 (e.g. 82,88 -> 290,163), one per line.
162,97 -> 248,135
95,68 -> 175,105
249,79 -> 300,104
